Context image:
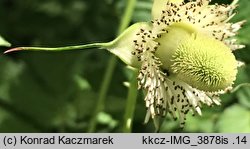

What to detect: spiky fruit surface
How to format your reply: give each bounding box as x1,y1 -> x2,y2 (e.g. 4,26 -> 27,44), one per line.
171,33 -> 237,92
155,23 -> 237,92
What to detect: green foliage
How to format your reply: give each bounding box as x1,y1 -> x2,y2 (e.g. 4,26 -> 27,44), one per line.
0,0 -> 250,132
216,104 -> 250,132
232,0 -> 250,45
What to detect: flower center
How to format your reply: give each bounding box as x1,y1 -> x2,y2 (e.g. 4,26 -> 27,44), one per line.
155,23 -> 237,92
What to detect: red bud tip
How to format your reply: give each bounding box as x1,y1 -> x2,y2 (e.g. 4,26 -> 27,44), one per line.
4,47 -> 23,54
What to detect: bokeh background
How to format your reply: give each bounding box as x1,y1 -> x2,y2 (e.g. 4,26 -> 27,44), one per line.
0,0 -> 249,132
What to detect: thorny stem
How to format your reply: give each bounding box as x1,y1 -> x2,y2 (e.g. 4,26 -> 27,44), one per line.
87,0 -> 137,132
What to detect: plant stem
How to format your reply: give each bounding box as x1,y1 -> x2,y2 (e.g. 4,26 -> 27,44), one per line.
118,0 -> 137,34
4,43 -> 111,53
122,70 -> 138,132
230,83 -> 250,93
87,56 -> 117,133
87,0 -> 137,132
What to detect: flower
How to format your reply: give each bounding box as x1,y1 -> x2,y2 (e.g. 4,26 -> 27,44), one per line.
108,0 -> 245,130
4,0 -> 245,131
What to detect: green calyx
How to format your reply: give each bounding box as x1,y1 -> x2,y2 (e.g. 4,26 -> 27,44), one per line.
107,22 -> 151,68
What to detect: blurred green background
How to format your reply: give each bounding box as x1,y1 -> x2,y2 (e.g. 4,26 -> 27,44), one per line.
0,0 -> 249,133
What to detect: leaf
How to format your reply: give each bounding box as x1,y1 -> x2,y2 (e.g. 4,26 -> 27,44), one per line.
0,52 -> 85,132
74,75 -> 91,91
71,88 -> 125,132
236,87 -> 250,108
0,56 -> 42,132
183,107 -> 221,133
234,66 -> 250,108
232,0 -> 250,44
0,108 -> 38,132
216,104 -> 250,132
96,112 -> 118,129
0,56 -> 24,100
0,35 -> 11,47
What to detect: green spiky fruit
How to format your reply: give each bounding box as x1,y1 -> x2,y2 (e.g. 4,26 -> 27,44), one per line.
156,24 -> 237,92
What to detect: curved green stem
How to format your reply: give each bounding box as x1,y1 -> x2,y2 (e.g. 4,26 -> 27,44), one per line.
230,83 -> 250,93
87,0 -> 137,132
4,42 -> 111,53
122,70 -> 138,132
